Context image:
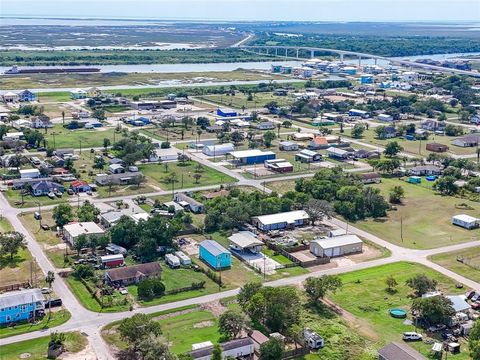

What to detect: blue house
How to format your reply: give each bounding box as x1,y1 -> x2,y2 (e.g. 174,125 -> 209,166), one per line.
216,108 -> 238,117
31,181 -> 65,196
229,150 -> 276,165
360,74 -> 374,84
199,240 -> 231,270
18,90 -> 37,102
0,289 -> 45,325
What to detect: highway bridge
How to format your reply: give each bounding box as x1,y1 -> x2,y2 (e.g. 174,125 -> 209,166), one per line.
240,45 -> 480,78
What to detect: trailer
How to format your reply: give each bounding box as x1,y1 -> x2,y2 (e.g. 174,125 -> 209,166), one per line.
165,254 -> 181,268
174,251 -> 192,265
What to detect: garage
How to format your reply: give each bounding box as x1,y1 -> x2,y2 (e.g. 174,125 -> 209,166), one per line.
310,235 -> 363,258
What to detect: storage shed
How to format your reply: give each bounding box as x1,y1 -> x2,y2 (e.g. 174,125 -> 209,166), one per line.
199,240 -> 231,270
310,235 -> 363,258
452,214 -> 478,229
100,254 -> 124,268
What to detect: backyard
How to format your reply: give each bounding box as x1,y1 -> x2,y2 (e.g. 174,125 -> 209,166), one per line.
429,246 -> 480,283
356,178 -> 480,249
329,262 -> 468,359
0,331 -> 87,360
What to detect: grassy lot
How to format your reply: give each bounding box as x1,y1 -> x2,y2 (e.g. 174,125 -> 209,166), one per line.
0,247 -> 43,287
130,266 -> 221,307
42,124 -> 118,150
0,217 -> 13,232
356,178 -> 480,249
429,246 -> 480,283
19,211 -> 61,246
0,310 -> 71,339
0,331 -> 87,360
199,92 -> 294,110
140,125 -> 207,142
329,262 -> 468,359
38,92 -> 72,102
339,128 -> 475,157
139,161 -> 237,190
3,188 -> 67,208
265,179 -> 297,194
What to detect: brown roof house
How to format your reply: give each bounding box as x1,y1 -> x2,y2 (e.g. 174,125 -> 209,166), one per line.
378,342 -> 427,360
426,142 -> 448,153
360,172 -> 381,184
104,262 -> 162,286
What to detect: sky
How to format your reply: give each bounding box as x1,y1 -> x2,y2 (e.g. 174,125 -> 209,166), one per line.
0,0 -> 478,22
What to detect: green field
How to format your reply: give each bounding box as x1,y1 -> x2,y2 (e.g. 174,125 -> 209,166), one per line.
0,331 -> 87,360
0,217 -> 13,232
139,161 -> 237,190
356,178 -> 480,249
0,310 -> 71,339
199,92 -> 294,110
339,128 -> 475,156
430,246 -> 480,283
330,262 -> 468,359
43,124 -> 117,150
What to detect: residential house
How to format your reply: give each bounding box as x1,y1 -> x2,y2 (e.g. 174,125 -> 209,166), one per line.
31,181 -> 64,196
380,126 -> 397,139
278,141 -> 299,151
421,120 -> 446,132
361,172 -> 381,184
0,289 -> 45,325
292,133 -> 314,141
12,119 -> 32,129
377,113 -> 394,122
70,180 -> 91,193
308,136 -> 329,150
20,168 -> 40,179
378,342 -> 427,360
446,295 -> 471,313
31,115 -> 53,129
452,214 -> 478,229
295,149 -> 322,163
49,156 -> 65,167
252,210 -> 310,231
18,90 -> 37,102
228,231 -> 263,254
87,87 -> 102,98
2,132 -> 24,141
105,262 -> 162,286
174,193 -> 205,213
256,121 -> 275,130
2,92 -> 19,103
452,134 -> 480,148
409,165 -> 442,176
95,172 -> 144,186
108,164 -> 125,174
70,89 -> 87,100
63,222 -> 105,246
354,149 -> 380,159
99,211 -> 125,228
199,240 -> 231,270
54,148 -> 74,158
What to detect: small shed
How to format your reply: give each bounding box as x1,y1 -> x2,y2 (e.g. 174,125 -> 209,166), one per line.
310,235 -> 363,258
408,176 -> 421,184
100,254 -> 124,268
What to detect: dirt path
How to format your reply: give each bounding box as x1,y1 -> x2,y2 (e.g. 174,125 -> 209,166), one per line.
322,298 -> 379,341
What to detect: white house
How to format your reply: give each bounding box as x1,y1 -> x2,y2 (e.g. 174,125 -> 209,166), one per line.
63,222 -> 105,246
377,114 -> 394,122
228,231 -> 263,254
202,143 -> 235,157
452,214 -> 478,229
2,132 -> 24,141
2,92 -> 19,103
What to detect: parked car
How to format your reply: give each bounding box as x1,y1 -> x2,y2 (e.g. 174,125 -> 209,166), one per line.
45,298 -> 62,308
403,332 -> 423,341
41,224 -> 50,231
41,287 -> 51,294
428,324 -> 447,333
34,211 -> 42,220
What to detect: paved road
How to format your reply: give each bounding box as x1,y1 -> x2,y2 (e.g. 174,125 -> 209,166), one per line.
1,113 -> 480,358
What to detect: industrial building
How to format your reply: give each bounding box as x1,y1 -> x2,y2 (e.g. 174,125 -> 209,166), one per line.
264,159 -> 294,173
310,235 -> 363,258
63,222 -> 106,246
252,210 -> 310,231
229,149 -> 276,165
202,143 -> 235,157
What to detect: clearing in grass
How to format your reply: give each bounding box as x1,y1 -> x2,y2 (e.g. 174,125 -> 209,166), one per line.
429,246 -> 480,283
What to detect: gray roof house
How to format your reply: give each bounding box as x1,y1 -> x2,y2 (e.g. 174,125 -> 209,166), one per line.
378,342 -> 427,360
409,165 -> 442,176
174,193 -> 205,213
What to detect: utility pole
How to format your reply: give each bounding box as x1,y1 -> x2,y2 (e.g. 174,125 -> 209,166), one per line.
400,216 -> 404,243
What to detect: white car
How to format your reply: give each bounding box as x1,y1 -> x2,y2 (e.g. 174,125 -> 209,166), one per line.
41,287 -> 51,294
119,288 -> 128,295
403,332 -> 423,341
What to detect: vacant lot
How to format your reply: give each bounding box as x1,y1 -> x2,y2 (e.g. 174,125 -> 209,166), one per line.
330,262 -> 467,359
356,178 -> 480,249
0,331 -> 87,359
43,124 -> 117,150
430,246 -> 480,283
200,92 -> 294,110
139,161 -> 237,190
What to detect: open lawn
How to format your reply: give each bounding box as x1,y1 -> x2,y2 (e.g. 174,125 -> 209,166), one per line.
0,331 -> 87,360
19,211 -> 60,246
0,310 -> 71,339
339,128 -> 475,156
356,178 -> 480,249
265,179 -> 297,194
329,262 -> 468,359
139,161 -> 237,190
199,92 -> 294,110
430,246 -> 480,283
3,188 -> 66,208
0,217 -> 13,232
43,124 -> 118,150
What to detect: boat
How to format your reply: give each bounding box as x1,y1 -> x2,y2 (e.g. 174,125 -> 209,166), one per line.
4,65 -> 100,75
47,192 -> 56,199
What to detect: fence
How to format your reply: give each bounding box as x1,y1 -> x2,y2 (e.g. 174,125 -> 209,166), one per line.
282,346 -> 310,360
0,282 -> 31,293
266,242 -> 331,268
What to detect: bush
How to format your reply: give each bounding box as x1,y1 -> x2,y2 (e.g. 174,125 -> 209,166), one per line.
72,264 -> 95,279
137,278 -> 165,300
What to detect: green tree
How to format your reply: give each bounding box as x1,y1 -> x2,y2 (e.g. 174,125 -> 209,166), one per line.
118,314 -> 162,350
238,282 -> 262,309
411,296 -> 455,326
77,201 -> 100,222
389,185 -> 405,204
0,232 -> 27,260
93,156 -> 106,169
45,271 -> 55,289
218,310 -> 247,340
433,176 -> 458,195
385,275 -> 398,293
52,203 -> 74,228
259,338 -> 284,360
137,335 -> 177,360
211,344 -> 222,360
351,124 -> 365,138
384,141 -> 403,157
109,216 -> 139,249
263,131 -> 276,147
469,320 -> 480,360
103,138 -> 111,150
304,275 -> 342,303
304,199 -> 333,225
406,274 -> 438,297
73,234 -> 89,256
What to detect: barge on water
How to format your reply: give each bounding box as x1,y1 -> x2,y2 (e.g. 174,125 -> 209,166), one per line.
4,65 -> 100,75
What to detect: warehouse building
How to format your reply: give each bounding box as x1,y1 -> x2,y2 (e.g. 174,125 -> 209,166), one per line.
63,222 -> 105,246
229,149 -> 276,165
264,159 -> 294,173
310,235 -> 363,258
252,210 -> 310,231
202,143 -> 235,157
